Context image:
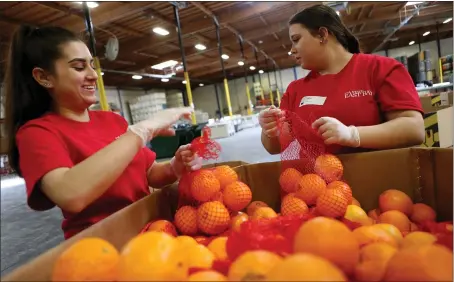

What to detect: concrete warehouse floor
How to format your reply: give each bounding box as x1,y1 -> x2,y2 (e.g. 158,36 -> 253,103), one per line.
0,126 -> 279,276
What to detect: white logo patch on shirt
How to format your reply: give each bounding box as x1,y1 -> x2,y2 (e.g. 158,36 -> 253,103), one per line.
299,96 -> 327,107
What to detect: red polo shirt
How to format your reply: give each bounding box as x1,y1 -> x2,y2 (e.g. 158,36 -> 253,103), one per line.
16,110 -> 156,239
279,53 -> 423,155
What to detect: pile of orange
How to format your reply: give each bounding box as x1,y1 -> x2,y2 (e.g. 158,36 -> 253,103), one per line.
50,157 -> 453,282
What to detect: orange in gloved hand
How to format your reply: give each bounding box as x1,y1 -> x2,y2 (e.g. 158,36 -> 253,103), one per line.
223,181 -> 252,212
191,170 -> 221,202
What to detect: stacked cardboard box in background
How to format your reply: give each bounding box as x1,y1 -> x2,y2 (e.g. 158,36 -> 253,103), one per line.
128,92 -> 167,124
420,91 -> 453,148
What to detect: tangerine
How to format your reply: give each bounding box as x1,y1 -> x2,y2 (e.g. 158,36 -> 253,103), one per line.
228,250 -> 282,281
354,242 -> 397,282
147,220 -> 177,237
223,181 -> 252,212
230,212 -> 249,232
212,165 -> 238,189
246,201 -> 268,216
210,191 -> 224,203
207,236 -> 228,261
251,207 -> 278,220
327,180 -> 353,204
344,205 -> 371,226
353,226 -> 399,248
378,210 -> 411,233
351,197 -> 361,207
188,270 -> 227,281
191,170 -> 221,202
281,193 -> 309,216
293,217 -> 360,275
174,205 -> 198,236
197,201 -> 230,235
368,208 -> 380,220
401,231 -> 437,249
295,173 -> 326,206
316,188 -> 349,218
411,203 -> 436,224
314,154 -> 344,183
184,244 -> 215,269
52,238 -> 119,282
378,189 -> 413,216
279,168 -> 303,193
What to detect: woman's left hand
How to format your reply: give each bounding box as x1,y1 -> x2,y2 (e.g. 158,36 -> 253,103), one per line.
312,117 -> 361,147
170,144 -> 203,178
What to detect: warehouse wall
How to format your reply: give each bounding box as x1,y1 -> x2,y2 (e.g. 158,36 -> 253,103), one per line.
192,37 -> 453,118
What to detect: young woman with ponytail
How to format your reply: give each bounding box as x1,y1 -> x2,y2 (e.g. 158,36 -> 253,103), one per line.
260,5 -> 425,155
4,26 -> 201,239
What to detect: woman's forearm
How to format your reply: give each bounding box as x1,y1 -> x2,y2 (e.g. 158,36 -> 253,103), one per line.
147,162 -> 178,189
50,131 -> 143,212
356,116 -> 425,149
261,130 -> 281,155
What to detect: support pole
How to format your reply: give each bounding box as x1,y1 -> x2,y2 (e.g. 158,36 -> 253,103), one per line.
436,23 -> 443,82
82,3 -> 109,111
239,36 -> 252,115
254,48 -> 265,100
265,57 -> 274,106
116,87 -> 124,115
272,63 -> 281,106
174,5 -> 196,124
213,84 -> 222,119
215,18 -> 232,116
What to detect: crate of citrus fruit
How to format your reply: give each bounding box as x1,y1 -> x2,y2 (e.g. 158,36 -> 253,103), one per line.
2,148 -> 453,282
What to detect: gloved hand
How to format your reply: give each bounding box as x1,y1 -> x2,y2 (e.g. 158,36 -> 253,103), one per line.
312,117 -> 361,147
170,144 -> 203,178
259,105 -> 283,138
128,107 -> 193,146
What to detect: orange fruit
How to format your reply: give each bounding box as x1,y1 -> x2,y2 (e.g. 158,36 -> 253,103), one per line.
279,168 -> 303,193
223,181 -> 252,212
378,189 -> 413,216
351,197 -> 361,207
280,193 -> 309,216
378,210 -> 411,233
314,154 -> 344,183
191,170 -> 221,202
52,238 -> 119,281
246,201 -> 268,216
384,244 -> 453,281
354,242 -> 398,282
295,173 -> 326,206
175,235 -> 198,248
327,180 -> 353,204
174,205 -> 198,236
228,250 -> 282,281
251,207 -> 278,220
230,212 -> 249,232
368,208 -> 380,220
401,231 -> 437,249
293,217 -> 360,275
213,165 -> 238,189
344,205 -> 371,226
266,253 -> 347,281
188,270 -> 227,281
411,203 -> 436,224
353,226 -> 399,248
117,231 -> 186,281
147,220 -> 178,237
373,223 -> 404,246
197,201 -> 231,235
316,188 -> 349,218
210,191 -> 224,203
184,244 -> 215,269
207,236 -> 228,261
410,222 -> 419,232
194,236 -> 209,245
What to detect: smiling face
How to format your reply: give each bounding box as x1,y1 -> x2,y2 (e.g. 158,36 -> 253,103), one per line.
46,41 -> 98,111
289,24 -> 326,71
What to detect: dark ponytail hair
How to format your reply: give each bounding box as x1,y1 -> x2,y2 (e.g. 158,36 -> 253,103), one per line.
289,4 -> 360,54
4,25 -> 80,175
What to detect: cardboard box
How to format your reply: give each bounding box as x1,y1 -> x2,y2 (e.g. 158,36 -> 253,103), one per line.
2,148 -> 453,281
422,106 -> 453,148
420,91 -> 453,113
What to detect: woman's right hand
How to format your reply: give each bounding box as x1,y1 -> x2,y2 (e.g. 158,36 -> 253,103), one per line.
128,107 -> 193,145
259,105 -> 282,138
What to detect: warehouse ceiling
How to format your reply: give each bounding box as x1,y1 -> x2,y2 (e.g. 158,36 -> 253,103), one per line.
0,1 -> 453,90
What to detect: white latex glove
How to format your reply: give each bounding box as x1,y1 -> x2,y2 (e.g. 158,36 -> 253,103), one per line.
312,117 -> 361,147
170,144 -> 203,178
128,107 -> 193,146
259,105 -> 284,138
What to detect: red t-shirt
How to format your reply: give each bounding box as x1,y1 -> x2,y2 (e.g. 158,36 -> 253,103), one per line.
16,110 -> 156,239
279,53 -> 423,155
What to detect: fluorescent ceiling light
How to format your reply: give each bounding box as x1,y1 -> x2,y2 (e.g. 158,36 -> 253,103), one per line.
75,2 -> 98,8
101,72 -> 104,75
405,1 -> 423,6
132,75 -> 142,80
409,41 -> 415,45
199,83 -> 204,86
423,31 -> 430,36
238,61 -> 244,66
153,27 -> 169,36
258,40 -> 263,44
161,78 -> 169,82
182,80 -> 187,84
443,18 -> 452,24
195,44 -> 206,50
259,70 -> 264,74
249,66 -> 256,70
151,60 -> 178,70
288,51 -> 292,55
221,54 -> 229,60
